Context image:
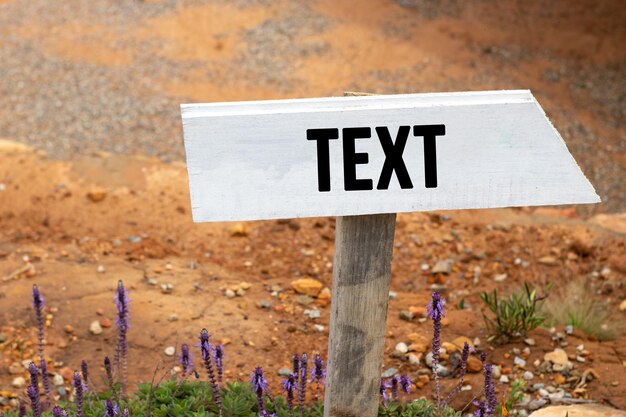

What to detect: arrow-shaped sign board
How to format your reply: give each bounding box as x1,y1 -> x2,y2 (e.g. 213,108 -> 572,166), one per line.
182,90 -> 599,222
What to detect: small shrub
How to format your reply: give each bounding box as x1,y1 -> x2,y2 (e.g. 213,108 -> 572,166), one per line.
541,278 -> 624,341
480,283 -> 546,343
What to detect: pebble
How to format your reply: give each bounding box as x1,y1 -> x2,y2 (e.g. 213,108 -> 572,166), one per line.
494,273 -> 508,282
432,259 -> 453,274
408,353 -> 421,366
97,265 -> 105,273
291,278 -> 323,297
523,371 -> 534,380
382,368 -> 398,378
619,299 -> 626,312
514,356 -> 527,367
499,375 -> 509,383
258,300 -> 271,309
304,309 -> 320,319
395,342 -> 409,354
388,291 -> 397,300
399,310 -> 414,321
164,346 -> 176,356
524,338 -> 536,346
278,368 -> 292,377
564,325 -> 574,335
53,374 -> 64,386
224,289 -> 236,298
160,283 -> 174,294
461,384 -> 472,391
544,349 -> 568,366
89,320 -> 103,335
11,377 -> 26,388
168,314 -> 179,322
313,324 -> 325,333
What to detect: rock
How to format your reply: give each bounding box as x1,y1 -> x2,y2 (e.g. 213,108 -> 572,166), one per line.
514,356 -> 527,367
523,371 -> 534,380
399,310 -> 414,321
408,342 -> 428,353
97,265 -> 105,273
161,283 -> 174,294
451,336 -> 474,350
395,342 -> 409,354
9,363 -> 23,374
382,368 -> 398,378
317,287 -> 331,300
432,259 -> 453,274
499,375 -> 509,384
467,356 -> 482,373
313,324 -> 325,332
388,291 -> 397,300
164,346 -> 176,356
258,300 -> 271,309
528,404 -> 626,417
433,364 -> 449,377
529,399 -> 548,410
564,325 -> 574,335
538,256 -> 558,266
494,273 -> 508,282
278,368 -> 292,377
52,374 -> 64,386
224,289 -> 236,298
492,365 -> 501,378
86,188 -> 107,202
11,377 -> 26,388
100,318 -> 112,328
554,374 -> 566,385
295,295 -> 314,306
442,342 -> 459,353
620,299 -> 626,312
168,314 -> 179,322
89,320 -> 103,335
544,349 -> 568,365
291,278 -> 323,297
524,338 -> 536,346
304,309 -> 320,319
408,353 -> 421,366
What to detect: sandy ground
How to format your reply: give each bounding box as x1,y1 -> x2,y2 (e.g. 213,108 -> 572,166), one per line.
0,0 -> 625,414
0,0 -> 624,212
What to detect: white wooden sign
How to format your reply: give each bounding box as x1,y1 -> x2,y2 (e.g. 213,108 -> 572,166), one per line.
181,90 -> 599,222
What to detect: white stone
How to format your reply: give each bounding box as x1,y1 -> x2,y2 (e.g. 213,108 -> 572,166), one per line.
89,320 -> 103,335
164,346 -> 176,356
53,374 -> 64,386
11,377 -> 26,388
395,342 -> 409,354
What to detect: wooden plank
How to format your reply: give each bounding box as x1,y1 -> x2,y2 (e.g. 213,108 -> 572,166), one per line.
324,213 -> 396,417
181,90 -> 599,222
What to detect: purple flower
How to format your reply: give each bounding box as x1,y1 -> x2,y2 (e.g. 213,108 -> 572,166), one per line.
399,375 -> 412,394
427,291 -> 445,320
281,373 -> 297,417
379,379 -> 391,405
178,343 -> 193,378
298,353 -> 308,417
390,376 -> 399,401
28,362 -> 39,390
428,292 -> 445,411
199,329 -> 222,417
19,401 -> 27,417
104,356 -> 115,395
40,359 -> 51,405
310,354 -> 325,401
483,361 -> 497,416
73,371 -> 84,417
80,360 -> 89,392
251,367 -> 269,416
292,353 -> 300,385
32,285 -> 45,362
104,399 -> 119,417
214,344 -> 224,383
52,407 -> 68,417
27,385 -> 41,417
114,280 -> 129,397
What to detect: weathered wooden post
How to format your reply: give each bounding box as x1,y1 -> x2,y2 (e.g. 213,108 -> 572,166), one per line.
180,90 -> 599,417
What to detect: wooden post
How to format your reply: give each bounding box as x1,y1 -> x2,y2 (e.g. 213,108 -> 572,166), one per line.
324,213 -> 396,417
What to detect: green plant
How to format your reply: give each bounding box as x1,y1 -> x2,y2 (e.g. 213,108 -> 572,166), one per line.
541,278 -> 624,341
497,379 -> 525,416
480,283 -> 546,343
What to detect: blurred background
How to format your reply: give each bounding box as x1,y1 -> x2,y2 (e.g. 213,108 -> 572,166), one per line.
0,0 -> 624,213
